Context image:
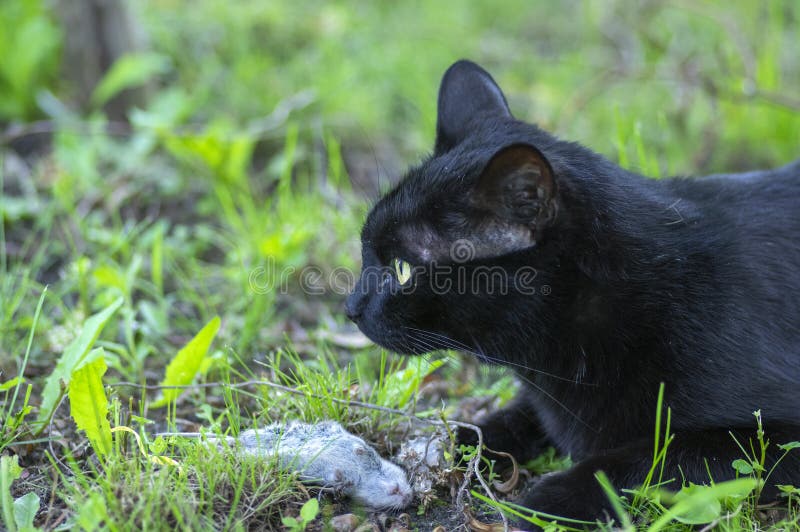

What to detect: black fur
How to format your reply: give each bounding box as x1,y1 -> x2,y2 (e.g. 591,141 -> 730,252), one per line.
346,60 -> 800,522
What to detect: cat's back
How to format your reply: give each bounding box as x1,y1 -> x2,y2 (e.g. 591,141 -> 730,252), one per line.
663,159 -> 800,242
667,158 -> 800,207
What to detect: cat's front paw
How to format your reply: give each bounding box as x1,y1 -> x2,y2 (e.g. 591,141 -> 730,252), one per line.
513,470 -> 613,526
456,410 -> 547,463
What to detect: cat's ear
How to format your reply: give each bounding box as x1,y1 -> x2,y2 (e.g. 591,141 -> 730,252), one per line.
473,143 -> 557,236
435,60 -> 511,154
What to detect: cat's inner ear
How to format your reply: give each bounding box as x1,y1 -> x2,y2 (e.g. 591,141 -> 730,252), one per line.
435,60 -> 512,154
473,144 -> 557,235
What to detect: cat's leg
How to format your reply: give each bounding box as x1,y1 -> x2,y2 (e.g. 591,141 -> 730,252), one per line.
518,425 -> 800,523
459,395 -> 550,462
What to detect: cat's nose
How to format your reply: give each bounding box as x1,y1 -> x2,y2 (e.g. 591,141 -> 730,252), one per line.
345,292 -> 366,322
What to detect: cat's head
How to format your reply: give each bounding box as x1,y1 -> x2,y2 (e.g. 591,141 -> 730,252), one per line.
346,60 -> 566,357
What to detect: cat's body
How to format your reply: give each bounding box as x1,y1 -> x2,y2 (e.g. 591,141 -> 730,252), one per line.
346,60 -> 800,521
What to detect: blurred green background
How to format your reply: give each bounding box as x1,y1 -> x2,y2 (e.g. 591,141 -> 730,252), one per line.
1,1 -> 799,528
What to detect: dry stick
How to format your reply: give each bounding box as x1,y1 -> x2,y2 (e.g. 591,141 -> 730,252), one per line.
111,379 -> 509,532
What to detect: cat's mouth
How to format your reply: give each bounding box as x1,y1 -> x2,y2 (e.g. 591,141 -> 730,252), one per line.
350,321 -> 432,356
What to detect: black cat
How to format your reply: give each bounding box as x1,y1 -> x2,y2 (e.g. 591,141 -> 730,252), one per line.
345,60 -> 800,522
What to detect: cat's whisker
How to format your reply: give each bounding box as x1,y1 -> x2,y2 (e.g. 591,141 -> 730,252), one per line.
476,350 -> 594,386
402,328 -> 457,353
404,329 -> 593,430
403,332 -> 474,372
404,327 -> 481,354
470,334 -> 597,431
511,369 -> 598,433
409,328 -> 595,432
402,335 -> 440,357
402,337 -> 426,354
404,326 -> 593,386
404,327 -> 474,352
406,334 -> 442,356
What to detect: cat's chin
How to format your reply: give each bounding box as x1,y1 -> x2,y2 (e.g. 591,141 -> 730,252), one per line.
357,330 -> 432,356
351,319 -> 428,355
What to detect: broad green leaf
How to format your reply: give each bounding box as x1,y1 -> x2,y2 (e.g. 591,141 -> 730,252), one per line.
731,459 -> 754,475
670,484 -> 721,525
382,358 -> 444,409
649,478 -> 758,531
91,52 -> 170,107
0,377 -> 22,392
151,317 -> 221,408
35,298 -> 123,430
777,484 -> 800,495
281,516 -> 299,529
779,441 -> 800,451
68,354 -> 112,458
299,498 -> 319,523
1,455 -> 23,532
12,491 -> 39,532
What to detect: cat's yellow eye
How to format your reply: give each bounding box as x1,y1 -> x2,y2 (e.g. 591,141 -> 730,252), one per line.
393,258 -> 413,285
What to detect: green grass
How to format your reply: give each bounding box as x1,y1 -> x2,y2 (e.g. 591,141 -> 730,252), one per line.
1,0 -> 799,530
